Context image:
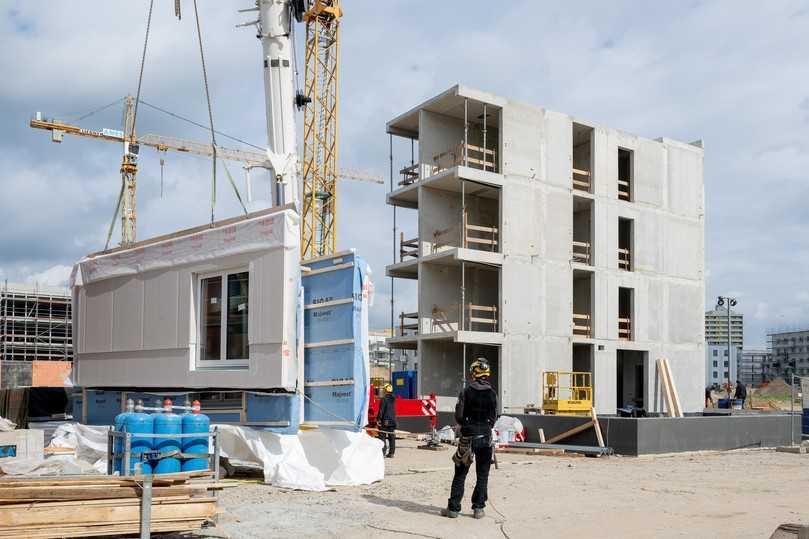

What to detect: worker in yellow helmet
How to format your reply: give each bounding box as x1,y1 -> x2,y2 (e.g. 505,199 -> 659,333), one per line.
376,382 -> 397,458
442,357 -> 497,520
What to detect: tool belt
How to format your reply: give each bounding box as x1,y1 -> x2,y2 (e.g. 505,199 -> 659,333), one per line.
452,434 -> 487,466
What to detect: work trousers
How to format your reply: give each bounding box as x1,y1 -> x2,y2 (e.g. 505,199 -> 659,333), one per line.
378,426 -> 396,456
447,437 -> 492,512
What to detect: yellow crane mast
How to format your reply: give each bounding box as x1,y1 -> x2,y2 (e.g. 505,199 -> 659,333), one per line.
301,0 -> 342,259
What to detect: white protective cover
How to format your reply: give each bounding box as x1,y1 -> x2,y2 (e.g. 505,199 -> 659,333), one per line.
216,424 -> 384,491
71,206 -> 299,287
34,423 -> 383,491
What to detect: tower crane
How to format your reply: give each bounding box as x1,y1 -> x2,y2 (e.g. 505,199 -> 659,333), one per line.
30,95 -> 380,247
244,0 -> 346,259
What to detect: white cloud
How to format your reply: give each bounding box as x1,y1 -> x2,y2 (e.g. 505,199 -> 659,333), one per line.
24,264 -> 72,288
1,0 -> 808,336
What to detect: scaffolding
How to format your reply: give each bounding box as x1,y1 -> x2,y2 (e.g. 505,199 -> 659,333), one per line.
1,281 -> 72,363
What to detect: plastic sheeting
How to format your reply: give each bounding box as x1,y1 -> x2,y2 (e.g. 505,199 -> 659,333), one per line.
15,422 -> 384,491
216,424 -> 384,491
71,206 -> 299,287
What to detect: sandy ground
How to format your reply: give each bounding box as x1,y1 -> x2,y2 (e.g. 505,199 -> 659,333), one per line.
199,440 -> 809,539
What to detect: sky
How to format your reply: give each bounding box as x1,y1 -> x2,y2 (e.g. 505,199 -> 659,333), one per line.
0,1 -> 808,348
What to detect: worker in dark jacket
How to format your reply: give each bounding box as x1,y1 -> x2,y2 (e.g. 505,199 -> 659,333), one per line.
735,380 -> 747,408
441,358 -> 497,520
377,383 -> 397,458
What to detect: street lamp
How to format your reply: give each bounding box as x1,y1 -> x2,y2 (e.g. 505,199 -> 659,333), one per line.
716,296 -> 738,401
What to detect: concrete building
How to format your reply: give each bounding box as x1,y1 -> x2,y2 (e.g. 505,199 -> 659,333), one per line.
705,344 -> 740,388
740,349 -> 769,386
705,307 -> 743,347
766,329 -> 809,380
1,282 -> 73,388
385,85 -> 705,415
369,329 -> 415,372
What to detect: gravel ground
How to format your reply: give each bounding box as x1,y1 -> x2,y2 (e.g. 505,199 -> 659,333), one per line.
197,439 -> 808,539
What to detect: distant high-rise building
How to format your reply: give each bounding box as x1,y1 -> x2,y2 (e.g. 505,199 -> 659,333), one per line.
740,349 -> 769,386
705,307 -> 743,347
766,329 -> 809,381
705,344 -> 740,388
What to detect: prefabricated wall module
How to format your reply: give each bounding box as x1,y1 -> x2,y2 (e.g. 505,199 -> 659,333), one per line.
70,205 -> 302,393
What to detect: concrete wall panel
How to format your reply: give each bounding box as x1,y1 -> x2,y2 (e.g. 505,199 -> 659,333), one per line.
501,180 -> 539,256
634,139 -> 666,207
502,101 -> 543,178
501,260 -> 541,336
542,111 -> 571,188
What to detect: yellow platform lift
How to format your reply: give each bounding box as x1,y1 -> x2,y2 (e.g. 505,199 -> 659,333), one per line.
542,371 -> 593,416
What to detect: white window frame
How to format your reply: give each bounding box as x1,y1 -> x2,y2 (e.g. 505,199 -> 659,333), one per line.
196,268 -> 250,368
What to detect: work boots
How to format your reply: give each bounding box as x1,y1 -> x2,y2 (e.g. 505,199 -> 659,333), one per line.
473,508 -> 485,519
440,508 -> 459,519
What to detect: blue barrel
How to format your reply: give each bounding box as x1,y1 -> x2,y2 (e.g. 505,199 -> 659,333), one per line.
124,411 -> 154,475
153,406 -> 182,474
181,409 -> 211,472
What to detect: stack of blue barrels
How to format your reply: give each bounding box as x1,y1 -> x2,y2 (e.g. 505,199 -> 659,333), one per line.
113,398 -> 210,475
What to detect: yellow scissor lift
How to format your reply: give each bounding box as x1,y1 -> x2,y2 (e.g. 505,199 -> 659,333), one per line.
542,371 -> 593,416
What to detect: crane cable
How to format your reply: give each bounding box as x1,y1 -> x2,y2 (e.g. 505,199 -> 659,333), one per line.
131,0 -> 154,139
192,0 -> 218,224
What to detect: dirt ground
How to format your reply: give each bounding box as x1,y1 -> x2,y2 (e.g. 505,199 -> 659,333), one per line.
202,439 -> 809,539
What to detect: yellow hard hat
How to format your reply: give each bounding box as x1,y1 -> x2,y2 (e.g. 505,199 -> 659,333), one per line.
383,383 -> 393,393
470,358 -> 491,380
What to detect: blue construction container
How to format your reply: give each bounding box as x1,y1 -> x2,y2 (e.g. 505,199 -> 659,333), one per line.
802,408 -> 809,435
181,410 -> 210,472
302,251 -> 370,430
86,390 -> 122,426
153,407 -> 182,474
392,371 -> 417,400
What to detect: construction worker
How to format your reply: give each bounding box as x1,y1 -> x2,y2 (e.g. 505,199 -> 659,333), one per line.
377,383 -> 397,458
735,380 -> 747,408
442,358 -> 497,520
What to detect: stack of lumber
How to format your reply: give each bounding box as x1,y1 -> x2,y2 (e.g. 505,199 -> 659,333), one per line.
0,473 -> 219,538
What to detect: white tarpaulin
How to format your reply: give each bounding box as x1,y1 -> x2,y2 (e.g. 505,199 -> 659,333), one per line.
216,424 -> 384,491
20,422 -> 383,491
71,205 -> 299,287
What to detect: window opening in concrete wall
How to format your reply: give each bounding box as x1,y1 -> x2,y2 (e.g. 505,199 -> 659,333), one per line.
572,343 -> 594,386
428,101 -> 501,177
573,196 -> 594,265
619,287 -> 633,341
618,217 -> 633,271
618,148 -> 633,201
573,270 -> 594,338
423,263 -> 500,335
198,269 -> 249,366
424,184 -> 500,255
572,123 -> 594,193
617,350 -> 646,410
